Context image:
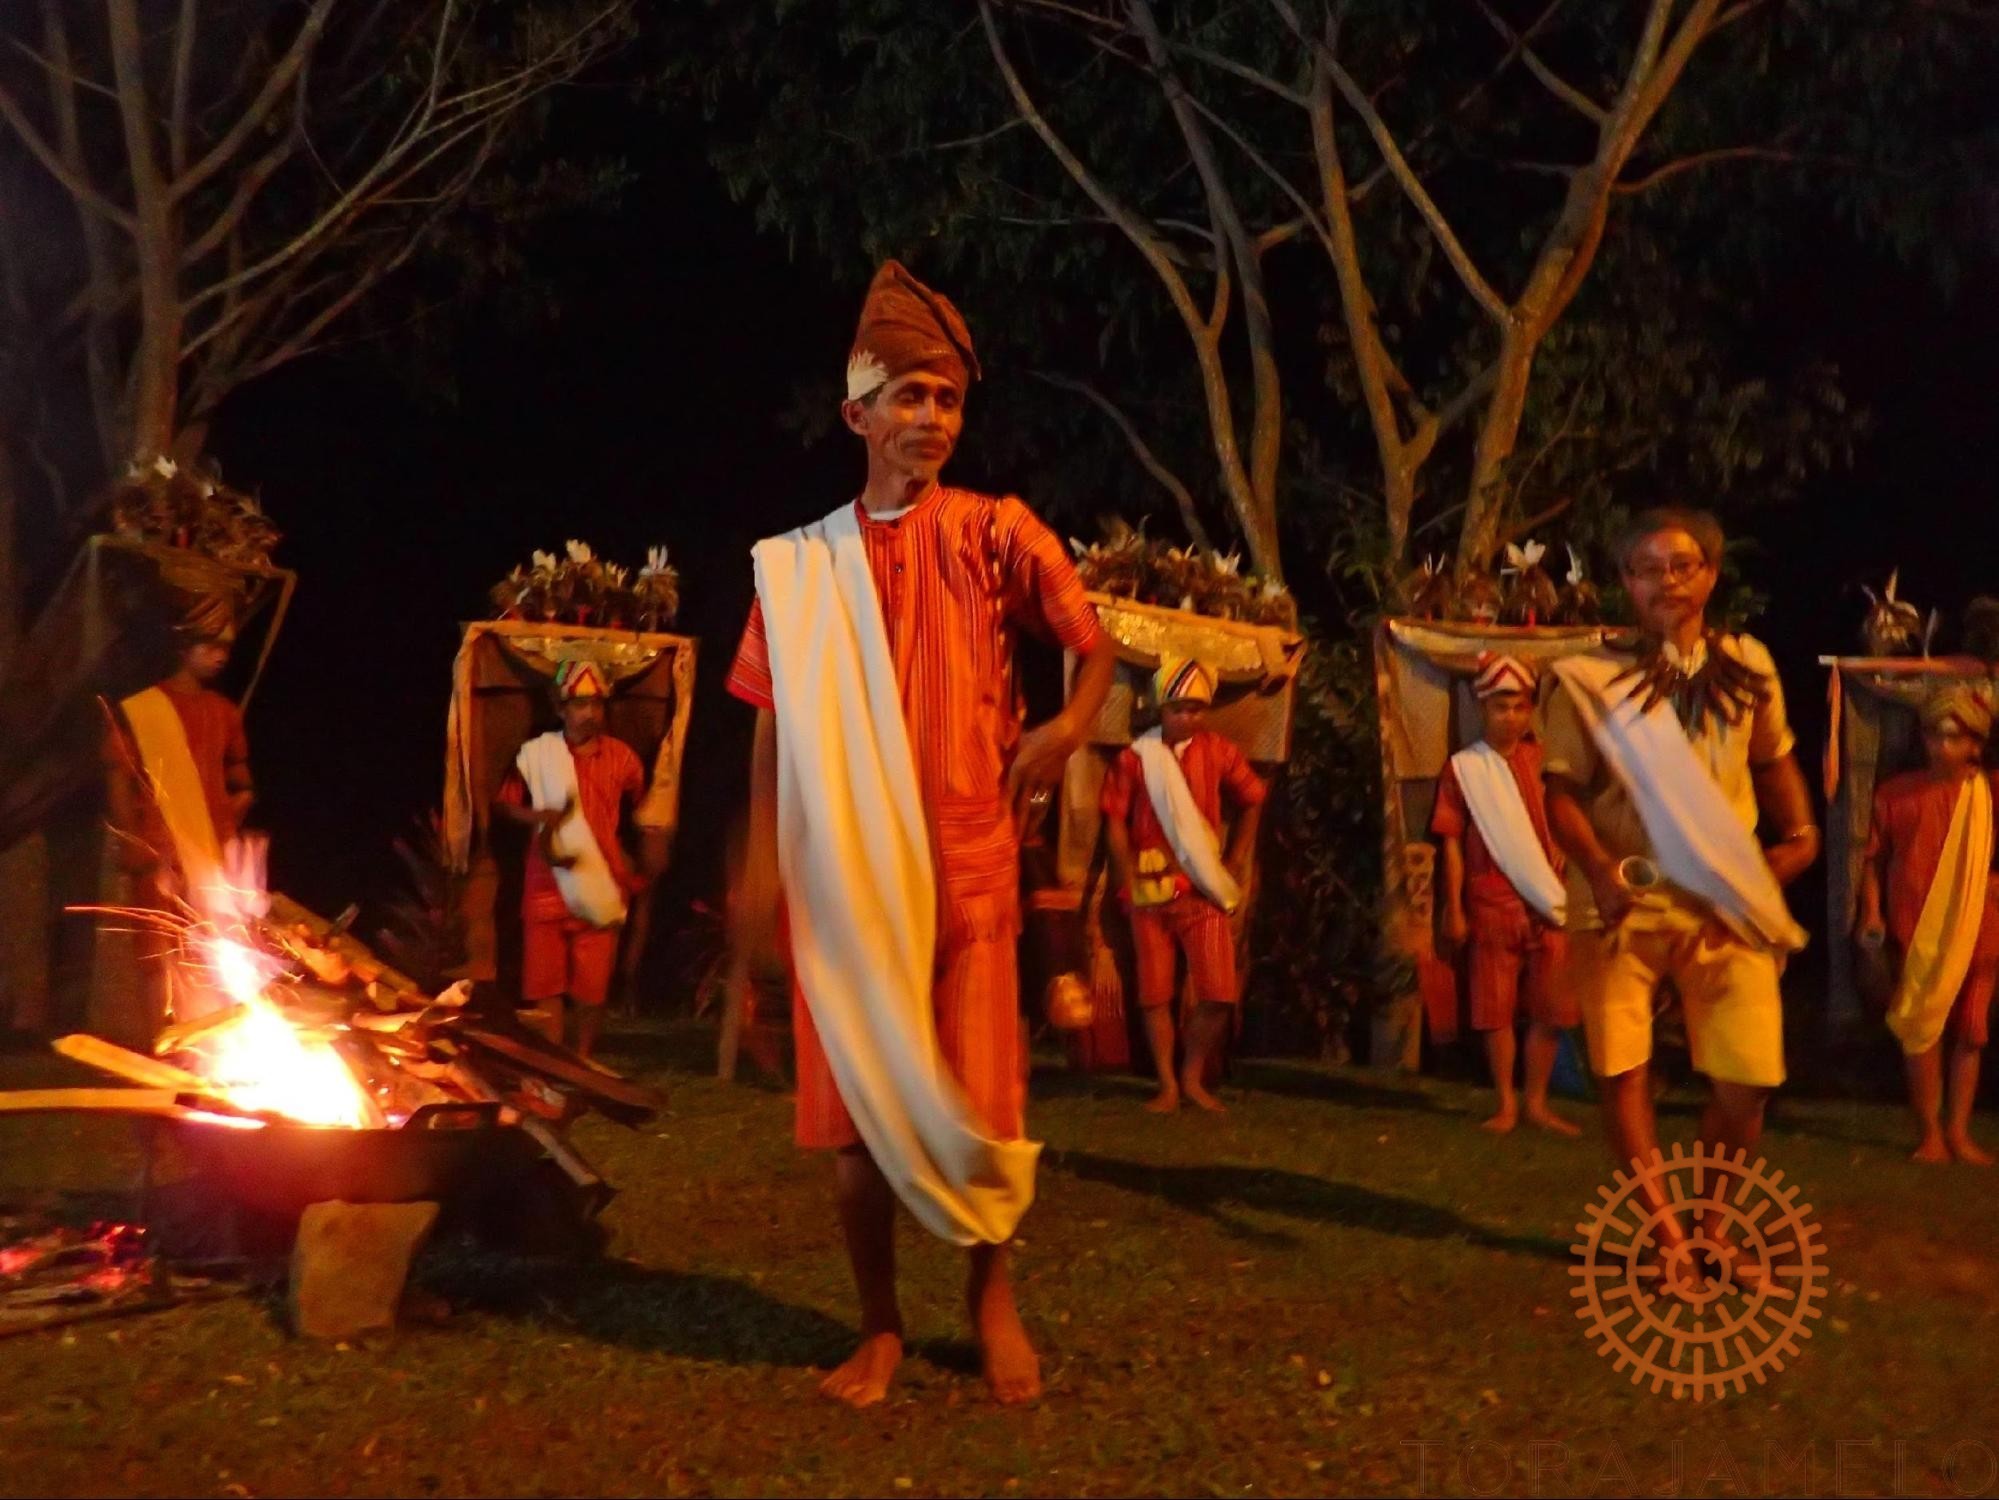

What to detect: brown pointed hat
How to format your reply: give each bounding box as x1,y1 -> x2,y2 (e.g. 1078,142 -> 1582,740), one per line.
844,260 -> 981,401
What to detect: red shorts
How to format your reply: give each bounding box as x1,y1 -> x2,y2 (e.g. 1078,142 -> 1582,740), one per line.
1132,894 -> 1237,1009
792,921 -> 1024,1151
1467,896 -> 1573,1032
521,911 -> 621,1007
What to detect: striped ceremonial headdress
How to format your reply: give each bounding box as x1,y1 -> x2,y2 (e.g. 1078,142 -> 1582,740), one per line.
1472,652 -> 1537,700
554,659 -> 611,701
1154,653 -> 1216,707
172,590 -> 238,646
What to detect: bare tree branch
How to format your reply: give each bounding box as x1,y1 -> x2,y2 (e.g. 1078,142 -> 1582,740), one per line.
1613,143 -> 1802,193
1268,0 -> 1508,323
1030,369 -> 1214,550
170,0 -> 198,179
1168,38 -> 1309,106
170,0 -> 339,200
0,79 -> 136,230
1470,0 -> 1605,122
1127,0 -> 1281,559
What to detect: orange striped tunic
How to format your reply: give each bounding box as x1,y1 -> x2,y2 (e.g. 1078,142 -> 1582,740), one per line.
729,485 -> 1105,937
729,485 -> 1105,1148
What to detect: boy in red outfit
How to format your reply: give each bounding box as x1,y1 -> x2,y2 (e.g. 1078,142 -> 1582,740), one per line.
1430,652 -> 1578,1135
1857,684 -> 1999,1165
496,659 -> 652,1058
1102,655 -> 1265,1114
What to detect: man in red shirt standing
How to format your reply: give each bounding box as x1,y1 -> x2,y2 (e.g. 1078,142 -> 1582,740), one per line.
1101,655 -> 1265,1114
496,660 -> 650,1059
729,261 -> 1116,1408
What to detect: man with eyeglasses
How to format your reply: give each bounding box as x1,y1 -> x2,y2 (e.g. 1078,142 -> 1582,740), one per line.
1543,507 -> 1819,1287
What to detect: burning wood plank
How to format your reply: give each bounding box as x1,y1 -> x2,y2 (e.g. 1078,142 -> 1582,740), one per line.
0,1088 -> 195,1118
264,893 -> 425,1010
54,1034 -> 218,1094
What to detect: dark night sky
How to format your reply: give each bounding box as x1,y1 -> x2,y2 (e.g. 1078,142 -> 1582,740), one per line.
201,108 -> 1999,969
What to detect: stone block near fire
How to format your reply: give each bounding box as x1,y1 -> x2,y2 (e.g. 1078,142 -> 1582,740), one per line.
289,1200 -> 440,1340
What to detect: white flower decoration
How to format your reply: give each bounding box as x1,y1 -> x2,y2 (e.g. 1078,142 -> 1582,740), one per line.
565,539 -> 594,565
150,455 -> 178,479
1503,539 -> 1547,576
1213,551 -> 1242,576
643,546 -> 670,576
845,350 -> 889,401
1566,545 -> 1586,586
531,550 -> 558,574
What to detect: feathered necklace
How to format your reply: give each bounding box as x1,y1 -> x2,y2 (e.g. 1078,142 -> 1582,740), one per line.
1608,630 -> 1770,734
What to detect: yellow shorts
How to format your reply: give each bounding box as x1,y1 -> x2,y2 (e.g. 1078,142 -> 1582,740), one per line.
1567,905 -> 1786,1088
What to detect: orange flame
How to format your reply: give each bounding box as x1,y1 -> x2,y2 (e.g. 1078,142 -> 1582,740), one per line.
175,929 -> 376,1130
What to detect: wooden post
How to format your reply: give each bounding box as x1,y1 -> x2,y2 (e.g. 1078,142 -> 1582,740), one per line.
1369,624 -> 1424,1070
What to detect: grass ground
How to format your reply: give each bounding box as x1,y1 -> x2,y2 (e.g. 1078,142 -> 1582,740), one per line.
3,1024 -> 1997,1499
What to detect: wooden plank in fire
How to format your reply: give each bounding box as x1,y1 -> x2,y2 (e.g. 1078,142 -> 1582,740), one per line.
263,892 -> 425,1011
54,1035 -> 224,1097
457,1024 -> 662,1126
446,1057 -> 609,1208
0,1088 -> 213,1119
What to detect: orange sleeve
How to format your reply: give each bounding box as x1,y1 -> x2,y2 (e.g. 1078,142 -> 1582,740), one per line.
1217,737 -> 1267,808
621,738 -> 646,800
726,596 -> 775,711
223,700 -> 250,769
1101,749 -> 1139,821
996,497 -> 1105,656
497,769 -> 527,809
1430,761 -> 1467,839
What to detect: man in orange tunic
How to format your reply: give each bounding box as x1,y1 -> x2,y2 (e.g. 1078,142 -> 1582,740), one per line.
730,261 -> 1116,1407
1856,685 -> 1999,1164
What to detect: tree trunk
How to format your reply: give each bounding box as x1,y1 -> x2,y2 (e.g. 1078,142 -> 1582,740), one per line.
1457,331 -> 1535,571
108,0 -> 181,464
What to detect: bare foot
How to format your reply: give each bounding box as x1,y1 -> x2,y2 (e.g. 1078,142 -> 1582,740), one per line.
819,1332 -> 903,1408
1912,1134 -> 1952,1164
1182,1082 -> 1227,1114
1144,1088 -> 1181,1114
1948,1133 -> 1996,1167
1480,1108 -> 1518,1134
977,1299 -> 1042,1405
1524,1103 -> 1581,1138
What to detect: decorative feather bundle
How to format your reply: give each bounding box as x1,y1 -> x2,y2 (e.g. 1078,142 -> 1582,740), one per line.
1399,555 -> 1455,621
1859,570 -> 1934,658
1554,546 -> 1601,625
107,455 -> 281,569
1070,518 -> 1293,626
488,541 -> 681,630
1499,539 -> 1559,626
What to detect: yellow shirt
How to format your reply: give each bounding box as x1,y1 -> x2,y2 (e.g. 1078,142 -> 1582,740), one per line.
1541,633 -> 1794,930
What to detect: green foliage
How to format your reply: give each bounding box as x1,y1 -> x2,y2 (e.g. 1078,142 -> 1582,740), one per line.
666,0 -> 1987,574
1247,616 -> 1383,1060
